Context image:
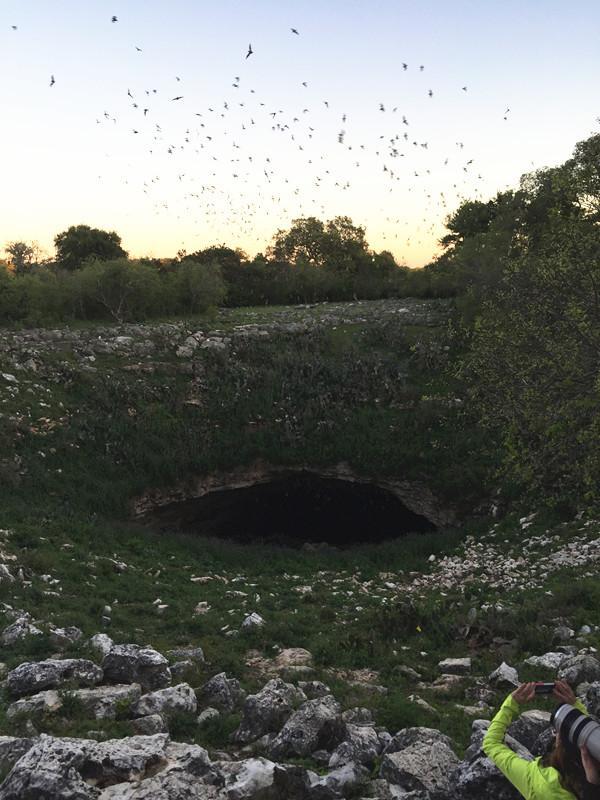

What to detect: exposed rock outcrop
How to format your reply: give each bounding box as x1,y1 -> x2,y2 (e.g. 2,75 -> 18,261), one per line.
102,645 -> 171,692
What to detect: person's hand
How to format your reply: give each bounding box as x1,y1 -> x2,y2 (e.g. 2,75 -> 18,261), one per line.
553,680 -> 577,706
581,745 -> 600,785
512,682 -> 536,705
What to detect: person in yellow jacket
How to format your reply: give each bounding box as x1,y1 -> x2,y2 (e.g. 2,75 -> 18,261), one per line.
483,680 -> 600,799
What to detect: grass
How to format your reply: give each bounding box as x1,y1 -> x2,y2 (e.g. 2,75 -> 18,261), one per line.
0,300 -> 598,760
1,297 -> 491,521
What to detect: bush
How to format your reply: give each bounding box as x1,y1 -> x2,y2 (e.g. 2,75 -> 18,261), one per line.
172,260 -> 226,314
75,259 -> 163,322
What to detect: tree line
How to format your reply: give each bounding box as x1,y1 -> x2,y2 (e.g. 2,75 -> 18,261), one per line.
433,132 -> 600,513
0,216 -> 457,325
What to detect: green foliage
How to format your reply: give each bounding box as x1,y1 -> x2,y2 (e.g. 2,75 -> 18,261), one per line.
462,215 -> 600,510
54,225 -> 127,271
74,258 -> 163,321
194,712 -> 241,748
271,216 -> 369,272
2,212 -> 470,327
171,260 -> 227,314
0,263 -> 23,321
373,688 -> 432,734
4,241 -> 42,275
58,691 -> 86,719
0,258 -> 226,325
169,709 -> 201,741
412,131 -> 600,511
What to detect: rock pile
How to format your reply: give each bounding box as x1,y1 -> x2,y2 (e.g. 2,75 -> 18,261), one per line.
1,634 -> 599,799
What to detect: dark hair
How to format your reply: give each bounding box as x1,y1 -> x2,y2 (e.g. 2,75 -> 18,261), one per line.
542,731 -> 588,799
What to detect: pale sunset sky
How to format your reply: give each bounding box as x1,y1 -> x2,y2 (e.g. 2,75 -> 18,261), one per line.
1,0 -> 599,267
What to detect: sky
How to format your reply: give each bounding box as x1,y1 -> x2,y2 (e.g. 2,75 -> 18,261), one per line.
1,1 -> 599,268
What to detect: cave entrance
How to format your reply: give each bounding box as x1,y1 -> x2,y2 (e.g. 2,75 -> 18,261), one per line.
147,472 -> 436,547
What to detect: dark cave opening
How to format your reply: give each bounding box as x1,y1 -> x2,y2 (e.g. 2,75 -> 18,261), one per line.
148,472 -> 437,547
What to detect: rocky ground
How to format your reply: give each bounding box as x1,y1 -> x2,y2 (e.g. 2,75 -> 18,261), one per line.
1,512 -> 599,798
0,628 -> 599,799
1,299 -> 599,797
0,297 -> 446,368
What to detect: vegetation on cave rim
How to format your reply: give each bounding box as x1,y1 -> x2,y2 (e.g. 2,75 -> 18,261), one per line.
0,298 -> 494,520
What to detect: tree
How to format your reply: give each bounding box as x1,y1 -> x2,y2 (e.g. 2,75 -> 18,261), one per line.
74,259 -> 161,321
173,260 -> 227,313
54,225 -> 127,271
4,241 -> 42,275
270,216 -> 369,272
460,132 -> 600,510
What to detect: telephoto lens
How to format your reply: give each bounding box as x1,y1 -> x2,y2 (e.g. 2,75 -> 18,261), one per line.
552,704 -> 600,760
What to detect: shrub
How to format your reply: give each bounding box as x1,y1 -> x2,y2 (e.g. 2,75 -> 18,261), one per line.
173,260 -> 226,314
75,259 -> 163,322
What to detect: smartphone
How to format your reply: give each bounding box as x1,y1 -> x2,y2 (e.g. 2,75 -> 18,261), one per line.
534,682 -> 555,695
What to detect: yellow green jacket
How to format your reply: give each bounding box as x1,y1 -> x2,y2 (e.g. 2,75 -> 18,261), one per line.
482,693 -> 588,800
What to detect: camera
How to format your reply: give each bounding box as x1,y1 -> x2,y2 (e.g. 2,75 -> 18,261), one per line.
552,704 -> 600,760
534,682 -> 555,695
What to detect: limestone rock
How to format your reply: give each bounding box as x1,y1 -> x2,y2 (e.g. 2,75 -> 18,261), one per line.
197,708 -> 220,726
0,736 -> 36,772
394,665 -> 422,681
273,648 -> 314,679
407,694 -> 438,716
341,707 -> 375,726
216,756 -> 315,800
131,683 -> 197,719
297,681 -> 331,700
438,657 -> 471,675
552,625 -> 575,644
102,645 -> 171,692
1,618 -> 42,646
132,714 -> 168,735
367,778 -> 415,799
273,648 -> 313,670
380,738 -> 459,794
7,689 -> 63,719
217,757 -> 277,799
428,673 -> 468,695
0,734 -> 92,799
50,626 -> 83,649
507,710 -> 551,752
312,760 -> 370,798
328,723 -> 382,768
383,727 -> 453,757
232,678 -> 306,744
450,718 -> 531,800
199,672 -> 246,714
7,658 -> 103,697
523,652 -> 569,672
169,660 -> 194,680
488,662 -> 519,689
241,612 -> 265,629
451,753 -> 524,800
0,732 -> 215,800
72,684 -> 142,720
166,646 -> 205,664
89,634 -> 115,660
584,682 -> 600,716
268,695 -> 346,759
557,654 -> 600,686
82,734 -> 172,786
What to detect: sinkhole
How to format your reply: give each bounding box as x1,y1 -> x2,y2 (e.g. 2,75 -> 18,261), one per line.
146,472 -> 437,547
